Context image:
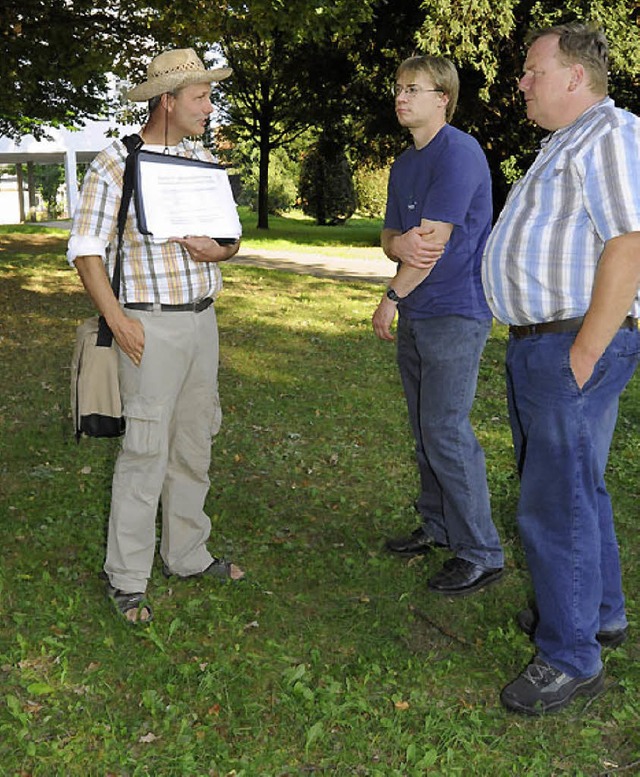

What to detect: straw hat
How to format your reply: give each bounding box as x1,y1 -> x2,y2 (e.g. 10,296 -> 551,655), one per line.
127,48 -> 232,102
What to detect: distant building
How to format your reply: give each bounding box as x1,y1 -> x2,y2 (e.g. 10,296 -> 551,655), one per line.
0,173 -> 31,223
0,120 -> 139,224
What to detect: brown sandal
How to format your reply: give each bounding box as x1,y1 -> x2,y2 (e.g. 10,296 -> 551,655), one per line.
162,558 -> 245,581
106,583 -> 153,624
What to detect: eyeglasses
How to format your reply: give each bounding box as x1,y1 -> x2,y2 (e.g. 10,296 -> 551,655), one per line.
393,84 -> 443,98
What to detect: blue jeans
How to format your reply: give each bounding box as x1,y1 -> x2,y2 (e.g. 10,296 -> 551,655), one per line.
397,315 -> 503,568
506,327 -> 640,677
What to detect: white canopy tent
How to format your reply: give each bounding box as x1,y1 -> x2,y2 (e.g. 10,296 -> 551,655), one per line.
0,119 -> 140,222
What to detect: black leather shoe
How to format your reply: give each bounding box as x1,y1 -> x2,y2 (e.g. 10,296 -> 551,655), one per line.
385,527 -> 446,557
428,557 -> 503,596
517,607 -> 628,648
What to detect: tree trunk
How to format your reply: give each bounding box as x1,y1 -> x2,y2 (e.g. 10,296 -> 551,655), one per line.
257,130 -> 270,230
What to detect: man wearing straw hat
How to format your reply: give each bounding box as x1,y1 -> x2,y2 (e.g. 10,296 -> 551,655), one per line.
68,48 -> 244,624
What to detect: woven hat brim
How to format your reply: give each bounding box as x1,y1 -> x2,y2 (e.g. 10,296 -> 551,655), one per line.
127,67 -> 232,102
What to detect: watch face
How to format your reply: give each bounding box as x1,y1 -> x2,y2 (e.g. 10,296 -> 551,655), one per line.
386,288 -> 400,303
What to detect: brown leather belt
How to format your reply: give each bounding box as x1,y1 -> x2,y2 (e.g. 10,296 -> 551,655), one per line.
124,297 -> 213,313
509,316 -> 638,339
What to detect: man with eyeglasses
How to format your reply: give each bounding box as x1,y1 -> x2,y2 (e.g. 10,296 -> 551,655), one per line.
483,23 -> 640,714
373,55 -> 504,596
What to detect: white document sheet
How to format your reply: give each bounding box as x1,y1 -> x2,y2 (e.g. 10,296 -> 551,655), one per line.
135,151 -> 242,243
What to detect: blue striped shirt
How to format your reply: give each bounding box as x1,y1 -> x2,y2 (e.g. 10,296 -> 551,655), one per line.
482,98 -> 640,324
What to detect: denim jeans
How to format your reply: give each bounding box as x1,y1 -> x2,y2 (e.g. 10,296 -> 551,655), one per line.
396,315 -> 503,568
506,327 -> 640,677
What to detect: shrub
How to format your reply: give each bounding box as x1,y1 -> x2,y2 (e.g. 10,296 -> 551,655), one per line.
298,140 -> 356,226
31,163 -> 65,219
353,164 -> 390,219
237,147 -> 299,215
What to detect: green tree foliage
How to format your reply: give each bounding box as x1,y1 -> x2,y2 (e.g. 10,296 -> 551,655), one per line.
298,0 -> 427,168
418,0 -> 517,97
148,0 -> 375,229
3,0 -> 637,225
245,0 -> 422,225
299,136 -> 356,226
0,0 -> 150,140
353,164 -> 390,219
236,146 -> 300,215
32,164 -> 64,218
415,0 -> 640,210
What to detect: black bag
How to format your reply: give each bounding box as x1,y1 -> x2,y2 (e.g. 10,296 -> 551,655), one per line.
70,134 -> 143,440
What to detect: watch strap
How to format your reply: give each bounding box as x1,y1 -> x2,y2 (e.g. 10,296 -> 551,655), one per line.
386,287 -> 401,303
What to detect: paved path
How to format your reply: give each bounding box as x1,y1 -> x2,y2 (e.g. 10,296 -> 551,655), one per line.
230,247 -> 392,284
42,221 -> 392,284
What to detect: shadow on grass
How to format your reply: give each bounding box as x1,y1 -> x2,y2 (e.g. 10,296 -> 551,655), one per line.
1,232 -> 639,775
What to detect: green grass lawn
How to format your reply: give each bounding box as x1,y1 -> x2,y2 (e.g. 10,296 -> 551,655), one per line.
237,208 -> 385,258
4,207 -> 385,260
0,228 -> 639,775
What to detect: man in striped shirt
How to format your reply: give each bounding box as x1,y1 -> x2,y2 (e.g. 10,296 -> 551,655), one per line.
68,49 -> 244,624
483,24 -> 640,714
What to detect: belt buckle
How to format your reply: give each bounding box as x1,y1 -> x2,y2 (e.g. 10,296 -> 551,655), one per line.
515,324 -> 537,338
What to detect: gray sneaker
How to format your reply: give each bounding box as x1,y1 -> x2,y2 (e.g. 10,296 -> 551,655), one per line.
501,656 -> 605,715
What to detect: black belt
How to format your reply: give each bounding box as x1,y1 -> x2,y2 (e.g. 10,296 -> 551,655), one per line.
124,297 -> 213,313
509,315 -> 638,339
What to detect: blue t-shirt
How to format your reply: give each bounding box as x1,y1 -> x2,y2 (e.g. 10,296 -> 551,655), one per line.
384,124 -> 493,320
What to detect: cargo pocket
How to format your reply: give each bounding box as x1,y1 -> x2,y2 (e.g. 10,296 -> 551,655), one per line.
122,399 -> 162,456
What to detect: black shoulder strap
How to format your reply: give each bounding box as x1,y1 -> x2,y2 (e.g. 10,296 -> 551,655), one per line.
97,134 -> 144,347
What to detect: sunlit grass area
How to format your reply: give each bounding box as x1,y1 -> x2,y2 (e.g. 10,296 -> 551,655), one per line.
1,208 -> 385,260
0,229 -> 638,775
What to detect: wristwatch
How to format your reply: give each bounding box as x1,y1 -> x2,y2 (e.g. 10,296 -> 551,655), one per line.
386,287 -> 402,303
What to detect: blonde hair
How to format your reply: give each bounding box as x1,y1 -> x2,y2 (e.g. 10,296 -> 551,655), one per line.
397,55 -> 459,122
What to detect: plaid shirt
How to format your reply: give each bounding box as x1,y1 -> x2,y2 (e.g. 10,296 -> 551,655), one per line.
482,98 -> 640,325
67,138 -> 223,305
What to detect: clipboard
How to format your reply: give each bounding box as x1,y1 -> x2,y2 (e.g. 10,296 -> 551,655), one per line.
133,149 -> 242,244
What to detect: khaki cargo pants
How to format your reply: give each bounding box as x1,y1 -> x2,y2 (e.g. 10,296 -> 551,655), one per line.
104,304 -> 222,593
